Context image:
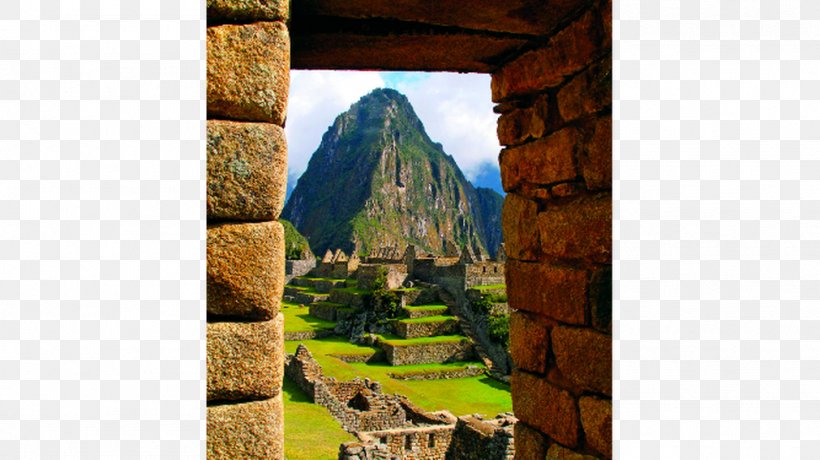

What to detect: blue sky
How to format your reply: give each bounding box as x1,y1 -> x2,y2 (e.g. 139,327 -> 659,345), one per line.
285,71 -> 504,195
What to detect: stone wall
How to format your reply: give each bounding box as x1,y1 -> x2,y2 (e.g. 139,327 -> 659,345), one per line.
495,0 -> 612,458
357,263 -> 409,290
464,261 -> 506,288
381,339 -> 475,366
206,0 -> 290,458
394,317 -> 460,339
285,257 -> 316,284
286,345 -> 431,433
445,414 -> 516,460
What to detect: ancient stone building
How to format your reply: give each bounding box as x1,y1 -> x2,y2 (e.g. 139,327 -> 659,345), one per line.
206,0 -> 611,458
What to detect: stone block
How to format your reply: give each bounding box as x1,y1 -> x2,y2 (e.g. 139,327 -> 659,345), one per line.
502,193 -> 540,261
207,22 -> 290,124
579,116 -> 612,191
207,315 -> 284,401
557,58 -> 611,123
291,0 -> 590,37
579,396 -> 612,458
207,0 -> 289,23
492,10 -> 603,101
500,127 -> 579,192
207,120 -> 288,220
512,370 -> 579,447
509,311 -> 549,374
552,326 -> 611,396
514,422 -> 549,460
207,396 -> 283,460
589,266 -> 612,333
537,193 -> 611,264
496,93 -> 549,147
293,31 -> 527,73
546,444 -> 599,460
506,260 -> 587,325
207,221 -> 284,319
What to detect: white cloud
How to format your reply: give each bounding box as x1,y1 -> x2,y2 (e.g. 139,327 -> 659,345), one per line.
285,71 -> 500,182
285,70 -> 385,176
391,72 -> 501,181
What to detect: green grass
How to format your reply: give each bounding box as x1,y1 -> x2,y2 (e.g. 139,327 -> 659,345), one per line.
284,337 -> 511,417
282,304 -> 335,333
396,315 -> 457,324
473,283 -> 506,291
332,286 -> 371,295
297,276 -> 347,282
378,334 -> 469,346
405,304 -> 448,311
283,378 -> 355,460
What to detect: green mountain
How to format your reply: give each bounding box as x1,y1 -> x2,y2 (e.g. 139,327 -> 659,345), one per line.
282,88 -> 503,258
281,219 -> 313,260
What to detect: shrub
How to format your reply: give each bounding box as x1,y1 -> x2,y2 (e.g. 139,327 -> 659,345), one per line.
487,314 -> 509,348
369,267 -> 402,319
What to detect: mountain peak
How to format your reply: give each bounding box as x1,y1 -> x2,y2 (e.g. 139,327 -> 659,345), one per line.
282,89 -> 503,257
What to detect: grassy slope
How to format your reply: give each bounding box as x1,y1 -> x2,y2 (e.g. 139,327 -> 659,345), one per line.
473,283 -> 506,291
283,378 -> 354,460
397,315 -> 457,324
282,303 -> 335,333
405,304 -> 449,311
377,334 -> 468,346
284,337 -> 511,417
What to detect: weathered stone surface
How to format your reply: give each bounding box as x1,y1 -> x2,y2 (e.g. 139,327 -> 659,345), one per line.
579,396 -> 612,458
292,32 -> 527,73
381,339 -> 474,366
512,370 -> 578,447
492,10 -> 603,101
537,193 -> 611,264
557,58 -> 611,123
207,22 -> 289,124
546,444 -> 599,460
207,221 -> 284,319
207,0 -> 288,22
502,193 -> 540,261
589,266 -> 612,333
514,422 -> 548,460
207,120 -> 287,221
579,116 -> 612,191
509,311 -> 549,374
552,326 -> 611,396
496,93 -> 549,147
292,0 -> 592,37
207,396 -> 283,460
500,127 -> 579,192
506,260 -> 587,324
207,315 -> 284,401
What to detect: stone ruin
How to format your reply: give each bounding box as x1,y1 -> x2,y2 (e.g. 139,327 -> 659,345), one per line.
309,248 -> 361,279
286,344 -> 515,460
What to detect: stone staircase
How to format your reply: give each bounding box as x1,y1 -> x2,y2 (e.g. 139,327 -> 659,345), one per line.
437,289 -> 506,376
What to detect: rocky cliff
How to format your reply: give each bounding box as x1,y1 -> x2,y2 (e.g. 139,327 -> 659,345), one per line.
282,88 -> 503,257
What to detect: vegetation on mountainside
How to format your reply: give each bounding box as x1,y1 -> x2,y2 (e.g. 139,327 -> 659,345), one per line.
282,219 -> 313,260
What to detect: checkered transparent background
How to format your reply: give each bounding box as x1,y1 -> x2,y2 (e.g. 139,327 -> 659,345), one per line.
616,0 -> 820,458
1,1 -> 205,459
3,0 -> 820,458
